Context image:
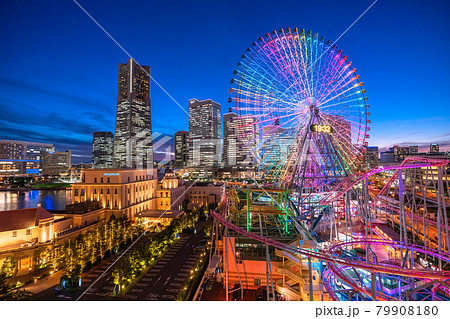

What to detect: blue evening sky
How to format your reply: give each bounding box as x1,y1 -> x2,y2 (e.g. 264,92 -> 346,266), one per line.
0,0 -> 449,162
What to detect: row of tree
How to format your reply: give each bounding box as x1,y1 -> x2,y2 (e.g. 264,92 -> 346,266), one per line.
34,216 -> 141,281
112,208 -> 207,293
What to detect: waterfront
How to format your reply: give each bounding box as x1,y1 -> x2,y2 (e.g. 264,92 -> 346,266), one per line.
0,189 -> 72,211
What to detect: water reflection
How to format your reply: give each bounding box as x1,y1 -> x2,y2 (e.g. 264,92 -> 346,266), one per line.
0,190 -> 72,211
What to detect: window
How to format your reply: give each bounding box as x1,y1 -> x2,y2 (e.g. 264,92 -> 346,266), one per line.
12,231 -> 17,237
26,229 -> 32,235
75,189 -> 79,196
114,201 -> 118,207
94,189 -> 97,194
100,189 -> 103,194
101,177 -> 103,183
94,177 -> 97,183
128,177 -> 130,182
81,189 -> 85,196
107,189 -> 110,194
128,188 -> 130,194
107,177 -> 110,183
115,189 -> 117,194
166,192 -> 169,197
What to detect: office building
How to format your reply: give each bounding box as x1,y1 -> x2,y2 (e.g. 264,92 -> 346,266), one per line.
113,58 -> 153,169
42,150 -> 71,176
362,146 -> 379,169
188,99 -> 221,168
223,109 -> 258,168
380,151 -> 395,163
409,145 -> 418,154
430,143 -> 439,153
389,145 -> 410,162
92,131 -> 114,168
174,131 -> 189,168
0,139 -> 54,176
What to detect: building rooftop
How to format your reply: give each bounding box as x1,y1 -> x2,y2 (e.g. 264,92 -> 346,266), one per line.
0,206 -> 53,232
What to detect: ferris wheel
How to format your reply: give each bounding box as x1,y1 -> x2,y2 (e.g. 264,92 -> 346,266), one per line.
230,28 -> 369,197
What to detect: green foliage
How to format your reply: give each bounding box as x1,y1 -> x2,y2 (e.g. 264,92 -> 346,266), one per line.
1,256 -> 16,278
43,217 -> 138,277
111,208 -> 206,294
0,269 -> 32,300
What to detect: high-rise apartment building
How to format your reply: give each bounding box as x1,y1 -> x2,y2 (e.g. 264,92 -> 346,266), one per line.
223,109 -> 258,168
113,58 -> 153,169
430,143 -> 439,153
92,131 -> 114,169
188,99 -> 221,168
0,139 -> 54,176
174,131 -> 189,168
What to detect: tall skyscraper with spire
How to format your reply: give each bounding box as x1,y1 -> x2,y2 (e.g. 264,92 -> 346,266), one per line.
113,58 -> 153,169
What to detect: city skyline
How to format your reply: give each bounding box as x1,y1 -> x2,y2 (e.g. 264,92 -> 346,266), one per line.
0,0 -> 449,163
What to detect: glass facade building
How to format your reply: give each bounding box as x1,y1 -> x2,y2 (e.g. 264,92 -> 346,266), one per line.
188,99 -> 221,168
113,58 -> 153,169
92,131 -> 114,168
223,109 -> 258,168
174,131 -> 189,168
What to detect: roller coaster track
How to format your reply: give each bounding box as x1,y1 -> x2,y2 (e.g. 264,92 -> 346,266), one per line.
211,202 -> 450,280
319,156 -> 449,207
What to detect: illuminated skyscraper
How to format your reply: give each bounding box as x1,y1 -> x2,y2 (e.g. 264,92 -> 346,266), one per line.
188,99 -> 221,168
174,131 -> 189,168
92,131 -> 114,168
223,109 -> 258,168
113,58 -> 153,169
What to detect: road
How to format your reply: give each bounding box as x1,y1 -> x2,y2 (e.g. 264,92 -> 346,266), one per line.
123,220 -> 207,300
33,220 -> 208,301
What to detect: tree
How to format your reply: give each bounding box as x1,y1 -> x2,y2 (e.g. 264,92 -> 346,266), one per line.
1,256 -> 16,278
0,272 -> 32,300
33,246 -> 49,269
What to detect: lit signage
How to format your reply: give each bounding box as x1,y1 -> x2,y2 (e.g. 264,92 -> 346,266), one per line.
309,124 -> 334,133
26,169 -> 40,174
104,173 -> 119,176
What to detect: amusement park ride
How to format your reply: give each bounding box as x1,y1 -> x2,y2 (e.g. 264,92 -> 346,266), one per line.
208,28 -> 450,301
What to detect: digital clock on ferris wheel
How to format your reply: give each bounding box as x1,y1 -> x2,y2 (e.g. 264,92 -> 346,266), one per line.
309,124 -> 334,133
